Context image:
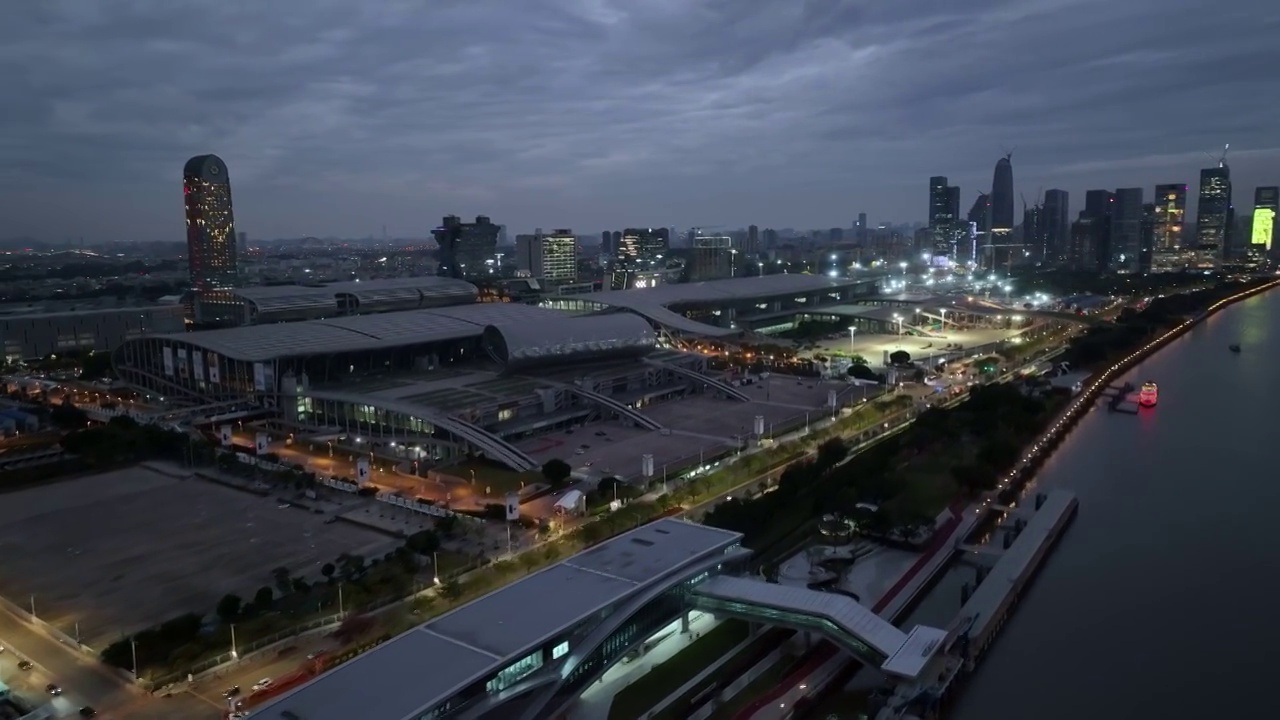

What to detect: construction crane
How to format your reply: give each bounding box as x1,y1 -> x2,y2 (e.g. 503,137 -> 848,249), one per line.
1204,143 -> 1230,168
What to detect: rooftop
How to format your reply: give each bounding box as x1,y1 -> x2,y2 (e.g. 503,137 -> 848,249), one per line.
233,277 -> 478,313
252,519 -> 742,720
149,302 -> 571,361
880,624 -> 950,679
580,274 -> 883,336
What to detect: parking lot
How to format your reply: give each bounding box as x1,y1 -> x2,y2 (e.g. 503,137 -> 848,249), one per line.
0,466 -> 391,649
516,422 -> 727,481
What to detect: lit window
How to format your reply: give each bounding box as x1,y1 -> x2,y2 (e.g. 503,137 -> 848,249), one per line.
552,641 -> 569,660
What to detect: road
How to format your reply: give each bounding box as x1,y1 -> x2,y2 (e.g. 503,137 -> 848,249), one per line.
0,605 -> 216,719
188,631 -> 340,714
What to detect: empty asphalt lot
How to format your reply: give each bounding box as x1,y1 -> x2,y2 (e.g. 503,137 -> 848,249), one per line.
0,466 -> 390,649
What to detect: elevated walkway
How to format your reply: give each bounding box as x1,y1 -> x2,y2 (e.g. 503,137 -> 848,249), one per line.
690,575 -> 945,679
646,359 -> 751,402
565,385 -> 663,430
443,416 -> 540,470
302,390 -> 540,471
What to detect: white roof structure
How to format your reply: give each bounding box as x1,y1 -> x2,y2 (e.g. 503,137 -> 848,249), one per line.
553,489 -> 585,512
580,274 -> 883,336
251,519 -> 742,720
149,303 -> 568,362
881,625 -> 949,679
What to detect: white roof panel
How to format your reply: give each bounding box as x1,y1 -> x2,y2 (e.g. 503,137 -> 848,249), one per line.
149,303 -> 575,362
881,624 -> 949,679
248,626 -> 498,720
249,519 -> 742,720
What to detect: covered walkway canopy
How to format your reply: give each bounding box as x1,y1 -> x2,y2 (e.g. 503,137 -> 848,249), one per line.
576,274 -> 884,337
691,575 -> 946,679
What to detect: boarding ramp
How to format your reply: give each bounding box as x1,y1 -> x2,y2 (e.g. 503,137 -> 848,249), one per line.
690,575 -> 946,679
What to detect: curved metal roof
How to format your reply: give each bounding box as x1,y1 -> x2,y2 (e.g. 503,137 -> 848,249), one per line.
482,314 -> 656,370
235,277 -> 478,314
137,302 -> 568,362
579,274 -> 883,336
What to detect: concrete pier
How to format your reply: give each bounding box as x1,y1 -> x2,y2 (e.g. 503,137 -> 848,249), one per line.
872,490 -> 1079,720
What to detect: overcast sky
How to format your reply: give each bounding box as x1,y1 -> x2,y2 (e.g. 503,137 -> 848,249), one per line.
2,0 -> 1277,243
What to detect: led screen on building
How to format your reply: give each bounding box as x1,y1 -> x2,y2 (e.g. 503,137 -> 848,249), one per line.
1252,208 -> 1274,250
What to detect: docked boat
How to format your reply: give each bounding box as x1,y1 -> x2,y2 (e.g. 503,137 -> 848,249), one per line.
1138,381 -> 1158,408
1229,344 -> 1241,353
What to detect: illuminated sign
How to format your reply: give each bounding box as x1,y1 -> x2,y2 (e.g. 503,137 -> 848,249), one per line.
1252,208 -> 1275,250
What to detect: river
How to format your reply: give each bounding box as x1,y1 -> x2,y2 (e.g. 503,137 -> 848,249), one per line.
932,288 -> 1280,719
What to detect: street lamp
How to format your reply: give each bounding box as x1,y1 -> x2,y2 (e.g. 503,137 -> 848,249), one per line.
848,326 -> 857,354
898,261 -> 908,276
892,313 -> 903,340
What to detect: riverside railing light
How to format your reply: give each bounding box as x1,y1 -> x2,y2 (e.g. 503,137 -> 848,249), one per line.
973,279 -> 1280,514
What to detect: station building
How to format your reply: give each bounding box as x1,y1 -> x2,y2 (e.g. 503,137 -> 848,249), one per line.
249,518 -> 947,720
0,301 -> 185,362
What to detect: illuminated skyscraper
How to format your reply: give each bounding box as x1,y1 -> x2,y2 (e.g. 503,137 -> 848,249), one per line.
1196,164 -> 1232,257
517,229 -> 578,283
183,154 -> 238,293
1252,186 -> 1278,254
1152,184 -> 1187,251
616,228 -> 669,265
928,176 -> 960,258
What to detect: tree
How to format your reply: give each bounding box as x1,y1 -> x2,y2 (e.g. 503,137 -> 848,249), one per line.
253,586 -> 274,610
49,402 -> 89,430
847,354 -> 868,366
848,364 -> 878,382
541,458 -> 573,488
271,567 -> 292,596
438,578 -> 464,601
951,462 -> 997,494
816,437 -> 848,470
436,514 -> 459,538
889,350 -> 912,366
215,593 -> 242,622
405,529 -> 441,556
321,563 -> 336,583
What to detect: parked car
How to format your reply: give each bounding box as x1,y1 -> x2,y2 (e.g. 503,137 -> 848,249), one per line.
252,678 -> 274,692
79,708 -> 97,718
46,683 -> 62,696
17,660 -> 33,670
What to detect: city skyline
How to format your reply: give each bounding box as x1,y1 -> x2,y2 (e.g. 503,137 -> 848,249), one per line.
2,0 -> 1278,242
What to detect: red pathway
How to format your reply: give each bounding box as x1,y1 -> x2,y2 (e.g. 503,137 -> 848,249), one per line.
733,503 -> 966,720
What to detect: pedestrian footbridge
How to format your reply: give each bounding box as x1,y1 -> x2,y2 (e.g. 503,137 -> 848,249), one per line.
691,575 -> 948,679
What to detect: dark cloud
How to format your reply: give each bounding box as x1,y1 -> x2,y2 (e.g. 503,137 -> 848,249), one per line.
1,0 -> 1276,241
